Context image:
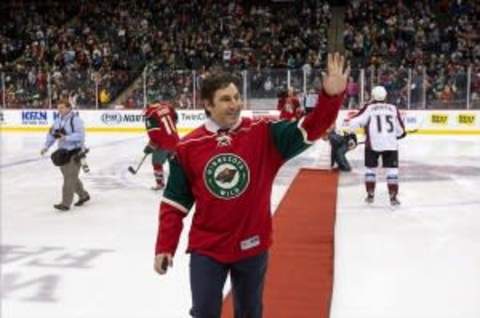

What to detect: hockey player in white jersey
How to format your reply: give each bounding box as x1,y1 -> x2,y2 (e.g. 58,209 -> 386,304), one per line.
348,86 -> 406,206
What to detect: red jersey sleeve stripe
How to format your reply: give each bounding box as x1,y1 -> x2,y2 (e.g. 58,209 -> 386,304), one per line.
161,197 -> 190,214
297,117 -> 315,144
146,127 -> 161,132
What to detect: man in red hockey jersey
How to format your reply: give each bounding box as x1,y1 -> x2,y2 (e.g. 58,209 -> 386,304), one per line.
143,101 -> 179,190
154,53 -> 349,318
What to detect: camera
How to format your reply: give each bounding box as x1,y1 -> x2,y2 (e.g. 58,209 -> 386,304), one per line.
52,128 -> 66,139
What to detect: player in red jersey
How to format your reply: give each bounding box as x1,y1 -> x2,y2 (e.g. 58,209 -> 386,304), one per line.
277,87 -> 303,121
143,101 -> 179,190
154,53 -> 349,317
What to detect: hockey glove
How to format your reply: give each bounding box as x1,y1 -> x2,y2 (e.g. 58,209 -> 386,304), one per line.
143,145 -> 154,154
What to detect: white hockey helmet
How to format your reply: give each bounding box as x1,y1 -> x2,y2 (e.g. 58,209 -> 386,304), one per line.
371,86 -> 387,101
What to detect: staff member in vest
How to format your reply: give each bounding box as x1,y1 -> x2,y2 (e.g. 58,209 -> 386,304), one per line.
40,100 -> 90,211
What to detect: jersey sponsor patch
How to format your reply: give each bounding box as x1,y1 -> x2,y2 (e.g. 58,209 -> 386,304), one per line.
203,153 -> 250,199
240,235 -> 260,251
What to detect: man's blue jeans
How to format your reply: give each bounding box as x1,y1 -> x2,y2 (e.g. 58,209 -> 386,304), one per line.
189,251 -> 268,318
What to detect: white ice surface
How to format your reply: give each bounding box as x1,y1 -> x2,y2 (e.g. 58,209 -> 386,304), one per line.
1,132 -> 479,318
331,135 -> 480,318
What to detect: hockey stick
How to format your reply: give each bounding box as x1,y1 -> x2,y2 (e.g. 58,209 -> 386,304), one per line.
128,153 -> 148,174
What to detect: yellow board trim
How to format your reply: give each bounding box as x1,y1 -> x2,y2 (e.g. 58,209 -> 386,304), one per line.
1,126 -> 480,135
342,128 -> 480,136
409,129 -> 480,135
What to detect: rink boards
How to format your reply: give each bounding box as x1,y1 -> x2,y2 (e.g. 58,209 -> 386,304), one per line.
1,109 -> 480,135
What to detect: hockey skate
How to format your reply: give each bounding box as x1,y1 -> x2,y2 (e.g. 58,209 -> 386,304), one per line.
75,148 -> 90,173
365,193 -> 374,204
151,183 -> 164,191
81,160 -> 90,173
390,196 -> 401,206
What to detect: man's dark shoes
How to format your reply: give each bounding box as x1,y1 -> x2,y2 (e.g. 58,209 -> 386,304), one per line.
54,204 -> 70,211
74,194 -> 90,206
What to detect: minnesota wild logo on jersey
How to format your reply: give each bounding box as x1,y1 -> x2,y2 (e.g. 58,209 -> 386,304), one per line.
204,153 -> 250,199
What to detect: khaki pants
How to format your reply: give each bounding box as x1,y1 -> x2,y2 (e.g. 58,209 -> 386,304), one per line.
59,157 -> 88,206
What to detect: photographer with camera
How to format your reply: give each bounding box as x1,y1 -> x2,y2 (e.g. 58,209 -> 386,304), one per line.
40,100 -> 90,211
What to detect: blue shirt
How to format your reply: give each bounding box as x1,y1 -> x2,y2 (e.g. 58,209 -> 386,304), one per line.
44,111 -> 85,151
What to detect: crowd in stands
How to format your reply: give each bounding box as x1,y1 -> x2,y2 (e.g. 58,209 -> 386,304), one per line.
0,0 -> 478,110
1,1 -> 80,108
1,0 -> 331,109
343,0 -> 480,108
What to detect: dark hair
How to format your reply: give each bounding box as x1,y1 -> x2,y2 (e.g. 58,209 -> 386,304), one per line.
200,72 -> 240,104
277,89 -> 288,99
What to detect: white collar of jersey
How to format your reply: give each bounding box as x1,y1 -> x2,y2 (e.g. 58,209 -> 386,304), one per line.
204,117 -> 242,134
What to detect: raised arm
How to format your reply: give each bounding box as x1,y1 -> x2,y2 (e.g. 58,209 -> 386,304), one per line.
271,53 -> 349,159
